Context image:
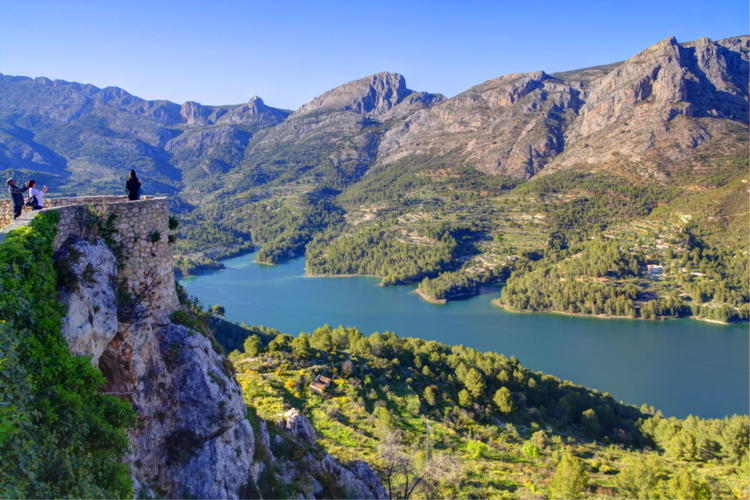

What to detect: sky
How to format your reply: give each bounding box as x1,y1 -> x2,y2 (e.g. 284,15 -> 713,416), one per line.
1,0 -> 747,110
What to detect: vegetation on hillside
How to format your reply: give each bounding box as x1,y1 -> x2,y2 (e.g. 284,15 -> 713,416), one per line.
209,318 -> 750,499
0,212 -> 134,498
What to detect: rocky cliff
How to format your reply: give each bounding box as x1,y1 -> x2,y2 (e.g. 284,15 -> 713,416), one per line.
374,35 -> 748,180
234,72 -> 445,190
0,74 -> 289,191
0,196 -> 386,499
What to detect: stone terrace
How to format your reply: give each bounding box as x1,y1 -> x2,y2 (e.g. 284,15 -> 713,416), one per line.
0,195 -> 178,317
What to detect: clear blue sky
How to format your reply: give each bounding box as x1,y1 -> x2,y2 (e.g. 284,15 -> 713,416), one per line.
1,0 -> 747,110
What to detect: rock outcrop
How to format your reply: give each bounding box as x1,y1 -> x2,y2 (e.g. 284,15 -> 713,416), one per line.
180,97 -> 289,127
376,70 -> 583,178
46,197 -> 257,499
43,196 -> 389,499
237,72 -> 444,188
543,35 -> 750,175
373,35 -> 748,180
256,410 -> 388,499
276,408 -> 317,444
0,34 -> 746,203
58,239 -> 119,364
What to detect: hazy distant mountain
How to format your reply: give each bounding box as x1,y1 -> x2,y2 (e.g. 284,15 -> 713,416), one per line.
0,35 -> 746,200
0,75 -> 289,195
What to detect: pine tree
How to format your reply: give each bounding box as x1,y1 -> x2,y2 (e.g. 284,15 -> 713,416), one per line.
458,389 -> 474,408
423,387 -> 436,406
668,468 -> 711,500
549,452 -> 588,499
464,368 -> 486,399
243,335 -> 262,356
292,333 -> 312,360
493,387 -> 515,414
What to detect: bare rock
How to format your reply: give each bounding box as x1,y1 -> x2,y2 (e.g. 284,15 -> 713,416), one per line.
58,240 -> 118,364
276,408 -> 316,444
348,459 -> 389,499
257,418 -> 273,458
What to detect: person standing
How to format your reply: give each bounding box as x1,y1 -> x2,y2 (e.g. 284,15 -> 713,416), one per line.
27,180 -> 47,210
126,169 -> 142,201
6,178 -> 29,219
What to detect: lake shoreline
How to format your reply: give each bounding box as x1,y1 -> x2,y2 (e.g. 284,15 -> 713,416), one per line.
415,288 -> 483,304
491,299 -> 743,325
180,254 -> 750,419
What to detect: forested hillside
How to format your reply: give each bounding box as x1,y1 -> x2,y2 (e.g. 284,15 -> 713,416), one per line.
207,316 -> 750,499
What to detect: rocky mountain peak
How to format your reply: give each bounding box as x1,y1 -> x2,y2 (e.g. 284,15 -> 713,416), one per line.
180,101 -> 212,125
570,35 -> 749,139
179,96 -> 289,127
292,71 -> 415,118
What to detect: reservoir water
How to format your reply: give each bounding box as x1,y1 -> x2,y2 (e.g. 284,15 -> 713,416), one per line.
181,253 -> 749,419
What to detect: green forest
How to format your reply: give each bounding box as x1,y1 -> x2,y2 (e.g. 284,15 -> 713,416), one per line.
497,235 -> 749,322
306,226 -> 459,285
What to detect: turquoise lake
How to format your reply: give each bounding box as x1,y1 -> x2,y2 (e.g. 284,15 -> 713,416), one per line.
181,253 -> 749,419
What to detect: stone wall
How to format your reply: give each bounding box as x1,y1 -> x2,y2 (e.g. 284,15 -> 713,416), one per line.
0,195 -> 154,229
0,196 -> 178,319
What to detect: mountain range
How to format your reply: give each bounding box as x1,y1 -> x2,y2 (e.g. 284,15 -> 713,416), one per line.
0,35 -> 746,202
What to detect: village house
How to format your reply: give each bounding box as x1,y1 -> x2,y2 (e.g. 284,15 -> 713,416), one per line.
646,264 -> 664,275
310,375 -> 332,395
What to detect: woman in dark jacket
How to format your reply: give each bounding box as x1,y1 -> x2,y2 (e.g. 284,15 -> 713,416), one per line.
126,170 -> 142,201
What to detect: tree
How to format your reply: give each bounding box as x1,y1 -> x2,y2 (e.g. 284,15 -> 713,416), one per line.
291,333 -> 312,359
530,430 -> 550,450
522,442 -> 540,460
210,304 -> 226,317
549,452 -> 588,499
341,359 -> 354,375
493,387 -> 515,414
377,431 -> 461,500
458,389 -> 474,408
268,334 -> 293,352
668,468 -> 711,500
314,331 -> 335,353
582,408 -> 601,438
463,368 -> 486,399
423,387 -> 436,406
243,334 -> 262,356
375,407 -> 394,430
614,455 -> 666,498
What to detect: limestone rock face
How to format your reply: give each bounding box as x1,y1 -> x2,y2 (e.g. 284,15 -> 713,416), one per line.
257,417 -> 272,455
255,406 -> 388,499
240,72 -> 444,187
348,459 -> 389,499
276,408 -> 317,444
180,97 -> 289,127
543,35 -> 749,175
58,240 -> 118,365
294,72 -> 418,118
215,96 -> 290,125
101,319 -> 256,499
376,70 -> 584,178
53,205 -> 256,499
164,125 -> 252,176
266,444 -> 388,499
369,35 -> 748,181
